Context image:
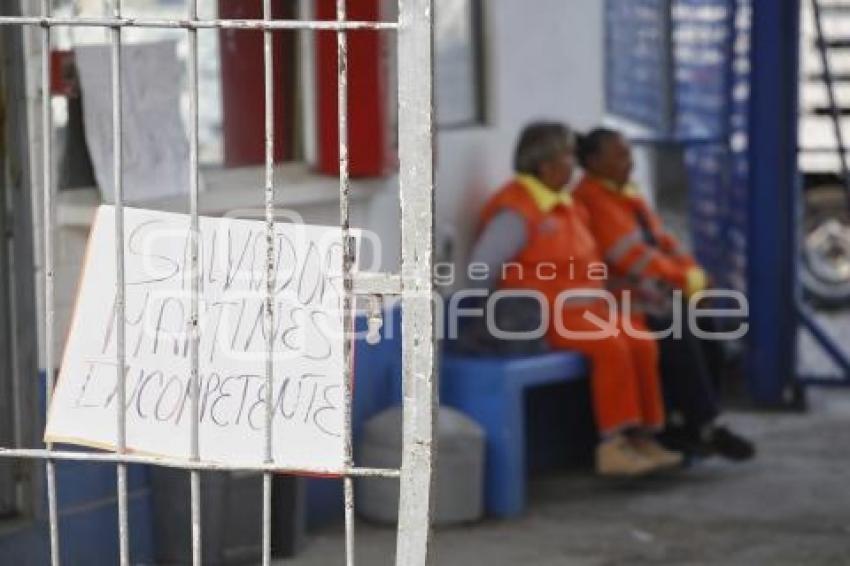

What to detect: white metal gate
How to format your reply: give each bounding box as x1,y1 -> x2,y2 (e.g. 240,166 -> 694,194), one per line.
0,0 -> 438,563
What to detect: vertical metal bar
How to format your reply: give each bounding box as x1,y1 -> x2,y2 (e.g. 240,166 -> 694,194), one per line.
261,0 -> 276,561
110,0 -> 130,559
40,0 -> 60,560
746,0 -> 801,405
336,1 -> 356,565
187,0 -> 202,560
395,0 -> 436,564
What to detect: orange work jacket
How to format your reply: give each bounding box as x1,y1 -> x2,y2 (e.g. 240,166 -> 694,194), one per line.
478,175 -> 605,305
572,175 -> 705,300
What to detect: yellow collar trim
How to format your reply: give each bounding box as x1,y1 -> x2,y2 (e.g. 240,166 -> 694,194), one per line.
597,176 -> 641,198
517,175 -> 572,212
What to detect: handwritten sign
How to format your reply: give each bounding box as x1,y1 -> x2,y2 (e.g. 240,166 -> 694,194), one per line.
75,41 -> 192,203
45,206 -> 357,472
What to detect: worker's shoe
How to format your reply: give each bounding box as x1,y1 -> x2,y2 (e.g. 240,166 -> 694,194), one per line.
631,437 -> 684,469
657,425 -> 712,458
703,425 -> 756,462
658,424 -> 756,462
596,434 -> 657,477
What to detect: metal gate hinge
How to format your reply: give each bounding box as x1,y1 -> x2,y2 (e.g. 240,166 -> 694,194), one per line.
365,295 -> 384,345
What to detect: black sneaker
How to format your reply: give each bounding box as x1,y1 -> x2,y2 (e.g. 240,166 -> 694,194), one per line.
704,425 -> 756,462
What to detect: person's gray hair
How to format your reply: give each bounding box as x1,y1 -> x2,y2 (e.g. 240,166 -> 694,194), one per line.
513,122 -> 574,176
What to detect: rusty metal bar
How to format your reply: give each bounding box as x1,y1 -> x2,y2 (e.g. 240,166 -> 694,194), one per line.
261,0 -> 276,561
0,16 -> 397,30
336,0 -> 357,564
0,448 -> 401,476
395,0 -> 437,564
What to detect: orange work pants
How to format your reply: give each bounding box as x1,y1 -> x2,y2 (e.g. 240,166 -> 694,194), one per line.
547,302 -> 665,435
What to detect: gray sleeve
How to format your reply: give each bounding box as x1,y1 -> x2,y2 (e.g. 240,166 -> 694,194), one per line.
468,210 -> 528,289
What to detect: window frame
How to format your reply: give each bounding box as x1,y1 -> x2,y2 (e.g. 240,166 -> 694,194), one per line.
435,0 -> 488,130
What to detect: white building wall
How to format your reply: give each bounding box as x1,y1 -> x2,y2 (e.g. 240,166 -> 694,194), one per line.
368,0 -> 606,285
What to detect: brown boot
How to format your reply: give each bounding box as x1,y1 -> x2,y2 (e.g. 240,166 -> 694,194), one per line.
596,434 -> 657,477
631,437 -> 684,470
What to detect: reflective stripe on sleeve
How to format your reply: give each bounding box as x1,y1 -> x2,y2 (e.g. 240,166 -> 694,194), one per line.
628,248 -> 657,277
604,230 -> 644,264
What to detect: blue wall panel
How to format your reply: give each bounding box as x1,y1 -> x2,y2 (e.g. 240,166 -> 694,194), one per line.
606,0 -> 672,132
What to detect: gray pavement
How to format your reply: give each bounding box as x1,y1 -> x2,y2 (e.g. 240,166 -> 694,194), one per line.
279,389 -> 850,565
799,308 -> 850,378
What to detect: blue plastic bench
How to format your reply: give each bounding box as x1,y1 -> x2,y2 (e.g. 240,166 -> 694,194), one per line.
307,304 -> 589,524
441,350 -> 588,518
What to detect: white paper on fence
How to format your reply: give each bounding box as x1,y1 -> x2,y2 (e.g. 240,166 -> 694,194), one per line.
45,206 -> 359,472
75,41 -> 191,203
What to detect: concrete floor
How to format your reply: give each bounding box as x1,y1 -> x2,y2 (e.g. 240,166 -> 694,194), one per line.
799,308 -> 850,380
279,389 -> 850,566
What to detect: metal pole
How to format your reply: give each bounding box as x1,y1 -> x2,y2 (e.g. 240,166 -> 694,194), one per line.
39,0 -> 60,559
746,0 -> 801,405
186,0 -> 202,559
395,0 -> 436,564
261,0 -> 276,561
109,0 -> 131,556
0,449 -> 400,476
0,15 -> 399,30
336,1 -> 356,565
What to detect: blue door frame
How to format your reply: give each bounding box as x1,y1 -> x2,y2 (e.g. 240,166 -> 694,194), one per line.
747,0 -> 850,398
745,0 -> 803,404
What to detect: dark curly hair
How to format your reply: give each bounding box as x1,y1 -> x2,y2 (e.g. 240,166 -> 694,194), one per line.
575,127 -> 621,168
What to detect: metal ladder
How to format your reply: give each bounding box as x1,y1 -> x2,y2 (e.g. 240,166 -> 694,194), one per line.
810,0 -> 850,203
796,0 -> 850,384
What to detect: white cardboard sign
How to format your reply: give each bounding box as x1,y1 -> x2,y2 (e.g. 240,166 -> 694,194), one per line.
45,206 -> 356,472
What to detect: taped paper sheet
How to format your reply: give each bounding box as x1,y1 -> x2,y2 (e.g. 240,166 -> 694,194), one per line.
75,42 -> 192,203
45,206 -> 357,472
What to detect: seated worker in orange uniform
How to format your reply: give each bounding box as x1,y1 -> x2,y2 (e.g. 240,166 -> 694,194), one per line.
469,122 -> 682,476
573,127 -> 754,461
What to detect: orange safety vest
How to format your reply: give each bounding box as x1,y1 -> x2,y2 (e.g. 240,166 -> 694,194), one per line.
572,175 -> 703,300
481,177 -> 666,434
478,176 -> 605,305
